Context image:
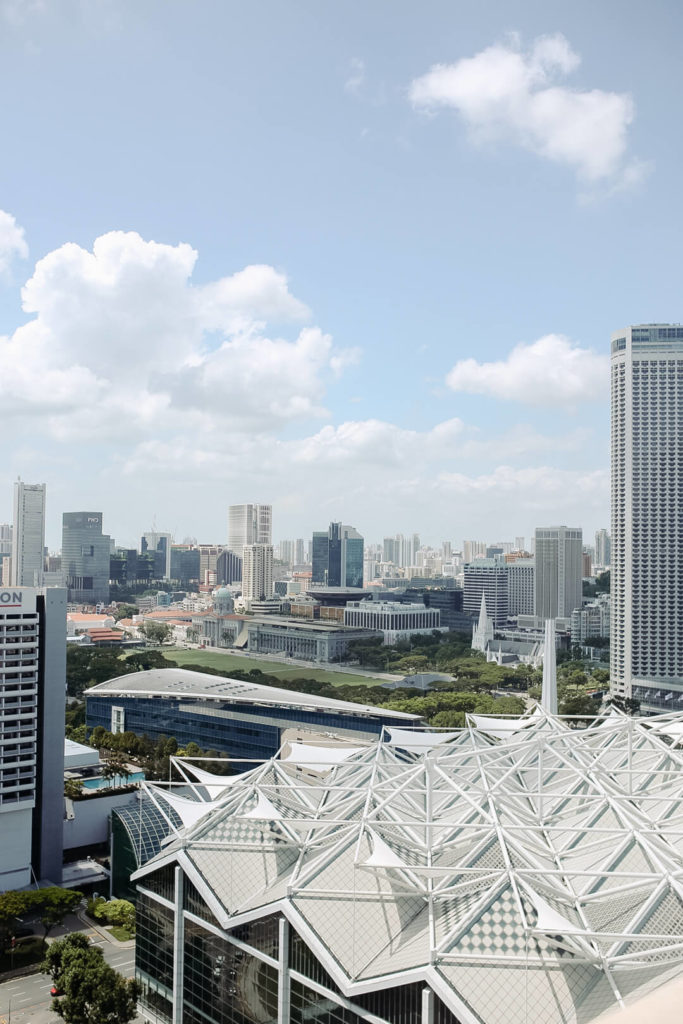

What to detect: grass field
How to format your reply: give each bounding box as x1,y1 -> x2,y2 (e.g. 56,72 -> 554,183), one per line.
158,647 -> 388,687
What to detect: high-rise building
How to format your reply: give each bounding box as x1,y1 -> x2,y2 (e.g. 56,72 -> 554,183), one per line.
507,559 -> 535,616
463,558 -> 508,625
311,523 -> 364,589
0,524 -> 12,559
463,540 -> 487,563
611,324 -> 683,710
595,528 -> 611,568
534,526 -> 582,621
170,545 -> 200,588
242,544 -> 273,602
11,482 -> 45,587
141,531 -> 173,579
62,512 -> 111,605
515,536 -> 525,552
0,586 -> 66,889
228,504 -> 272,553
216,549 -> 242,585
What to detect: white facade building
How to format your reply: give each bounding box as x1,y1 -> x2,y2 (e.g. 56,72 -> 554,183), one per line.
611,325 -> 683,710
11,481 -> 45,587
0,586 -> 66,889
228,504 -> 272,553
463,557 -> 508,625
571,595 -> 610,645
594,528 -> 611,568
343,600 -> 439,644
242,544 -> 274,603
507,559 -> 535,616
534,525 -> 582,620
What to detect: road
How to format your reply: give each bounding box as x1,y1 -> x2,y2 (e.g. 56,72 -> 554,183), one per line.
0,921 -> 140,1024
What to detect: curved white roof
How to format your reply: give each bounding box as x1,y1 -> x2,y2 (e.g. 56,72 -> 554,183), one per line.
134,709 -> 683,1024
85,667 -> 420,720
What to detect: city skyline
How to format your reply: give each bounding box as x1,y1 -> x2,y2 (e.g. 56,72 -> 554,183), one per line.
1,3 -> 680,542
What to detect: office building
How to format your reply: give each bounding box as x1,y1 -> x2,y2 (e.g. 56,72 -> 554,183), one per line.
11,481 -> 45,587
170,545 -> 200,588
463,539 -> 487,563
86,668 -> 419,767
463,558 -> 508,625
312,522 -> 364,588
594,528 -> 611,568
215,548 -> 242,585
62,512 -> 111,605
507,559 -> 535,616
227,503 -> 272,553
611,325 -> 683,710
343,600 -> 440,643
140,531 -> 172,579
0,524 -> 11,560
242,544 -> 273,602
0,586 -> 66,889
131,711 -> 683,1024
534,526 -> 582,620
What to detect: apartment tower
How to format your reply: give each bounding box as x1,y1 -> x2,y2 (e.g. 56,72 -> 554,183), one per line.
11,481 -> 46,587
611,324 -> 683,711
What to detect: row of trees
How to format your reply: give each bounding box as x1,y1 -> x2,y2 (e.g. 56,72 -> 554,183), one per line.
0,888 -> 83,949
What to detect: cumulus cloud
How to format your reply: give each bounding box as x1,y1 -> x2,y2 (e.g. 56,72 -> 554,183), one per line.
409,33 -> 645,188
0,209 -> 28,273
0,230 -> 354,438
446,334 -> 608,406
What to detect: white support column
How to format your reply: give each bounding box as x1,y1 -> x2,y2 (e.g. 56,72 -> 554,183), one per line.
422,987 -> 434,1024
278,916 -> 290,1024
172,866 -> 184,1024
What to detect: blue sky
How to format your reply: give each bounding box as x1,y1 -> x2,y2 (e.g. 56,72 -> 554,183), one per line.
0,0 -> 680,549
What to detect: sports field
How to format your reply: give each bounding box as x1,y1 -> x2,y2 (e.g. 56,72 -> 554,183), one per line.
158,647 -> 389,687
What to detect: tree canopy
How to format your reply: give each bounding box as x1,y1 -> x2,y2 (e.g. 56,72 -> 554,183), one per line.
43,932 -> 140,1024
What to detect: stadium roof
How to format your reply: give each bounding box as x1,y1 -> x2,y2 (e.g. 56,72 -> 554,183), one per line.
134,708 -> 683,1024
85,667 -> 420,720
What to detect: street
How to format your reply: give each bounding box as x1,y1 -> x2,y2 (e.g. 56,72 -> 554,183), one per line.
0,919 -> 140,1024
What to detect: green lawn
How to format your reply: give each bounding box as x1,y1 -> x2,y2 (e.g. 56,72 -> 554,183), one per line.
158,647 -> 388,687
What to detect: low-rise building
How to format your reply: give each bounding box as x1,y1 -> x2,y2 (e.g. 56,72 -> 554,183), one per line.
343,600 -> 440,644
245,616 -> 381,662
570,594 -> 610,644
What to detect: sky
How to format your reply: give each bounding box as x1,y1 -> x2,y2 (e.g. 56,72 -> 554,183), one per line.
0,0 -> 681,550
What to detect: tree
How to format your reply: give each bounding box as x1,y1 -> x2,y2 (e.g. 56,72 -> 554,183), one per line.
125,649 -> 176,672
94,899 -> 135,934
138,621 -> 171,645
64,779 -> 84,800
101,757 -> 129,787
607,694 -> 641,715
34,888 -> 83,940
113,604 -> 139,621
0,890 -> 36,950
42,932 -> 140,1024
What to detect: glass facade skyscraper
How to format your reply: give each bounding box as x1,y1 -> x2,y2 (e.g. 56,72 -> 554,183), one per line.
61,512 -> 111,605
311,523 -> 364,588
611,324 -> 683,711
11,481 -> 45,587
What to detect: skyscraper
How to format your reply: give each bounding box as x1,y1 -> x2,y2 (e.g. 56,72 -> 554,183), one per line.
0,585 -> 66,888
11,481 -> 45,587
595,528 -> 611,568
312,523 -> 364,588
228,504 -> 272,553
62,512 -> 111,605
141,531 -> 173,579
242,544 -> 274,602
611,324 -> 683,710
534,526 -> 582,621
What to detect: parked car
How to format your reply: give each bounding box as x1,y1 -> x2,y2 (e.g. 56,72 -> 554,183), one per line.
50,985 -> 62,997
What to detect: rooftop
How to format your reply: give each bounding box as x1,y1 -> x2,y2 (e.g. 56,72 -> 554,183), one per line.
85,667 -> 420,720
134,708 -> 683,1024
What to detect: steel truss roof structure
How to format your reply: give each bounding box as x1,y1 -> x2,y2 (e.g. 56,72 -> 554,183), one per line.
134,708 -> 683,1024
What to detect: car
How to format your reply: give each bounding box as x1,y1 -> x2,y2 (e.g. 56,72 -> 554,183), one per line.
50,985 -> 62,997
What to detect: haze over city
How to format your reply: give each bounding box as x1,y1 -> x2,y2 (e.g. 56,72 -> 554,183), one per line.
1,0 -> 681,545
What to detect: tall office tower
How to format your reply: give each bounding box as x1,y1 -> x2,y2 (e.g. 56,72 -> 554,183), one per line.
170,545 -> 201,588
312,523 -> 364,588
227,504 -> 272,553
507,559 -> 535,616
242,544 -> 274,601
463,540 -> 487,563
534,526 -> 583,621
383,537 -> 397,563
463,558 -> 509,625
11,482 -> 46,587
141,531 -> 173,579
515,536 -> 525,552
595,528 -> 611,568
442,541 -> 452,561
0,586 -> 66,889
279,540 -> 294,565
216,549 -> 242,585
62,512 -> 111,605
611,324 -> 683,709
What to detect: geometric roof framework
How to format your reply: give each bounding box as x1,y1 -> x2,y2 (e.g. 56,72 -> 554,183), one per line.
134,708 -> 683,1024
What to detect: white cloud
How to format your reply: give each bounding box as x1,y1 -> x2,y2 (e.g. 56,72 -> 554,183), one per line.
409,33 -> 645,188
344,57 -> 365,96
446,334 -> 608,406
0,230 -> 356,438
0,209 -> 28,273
